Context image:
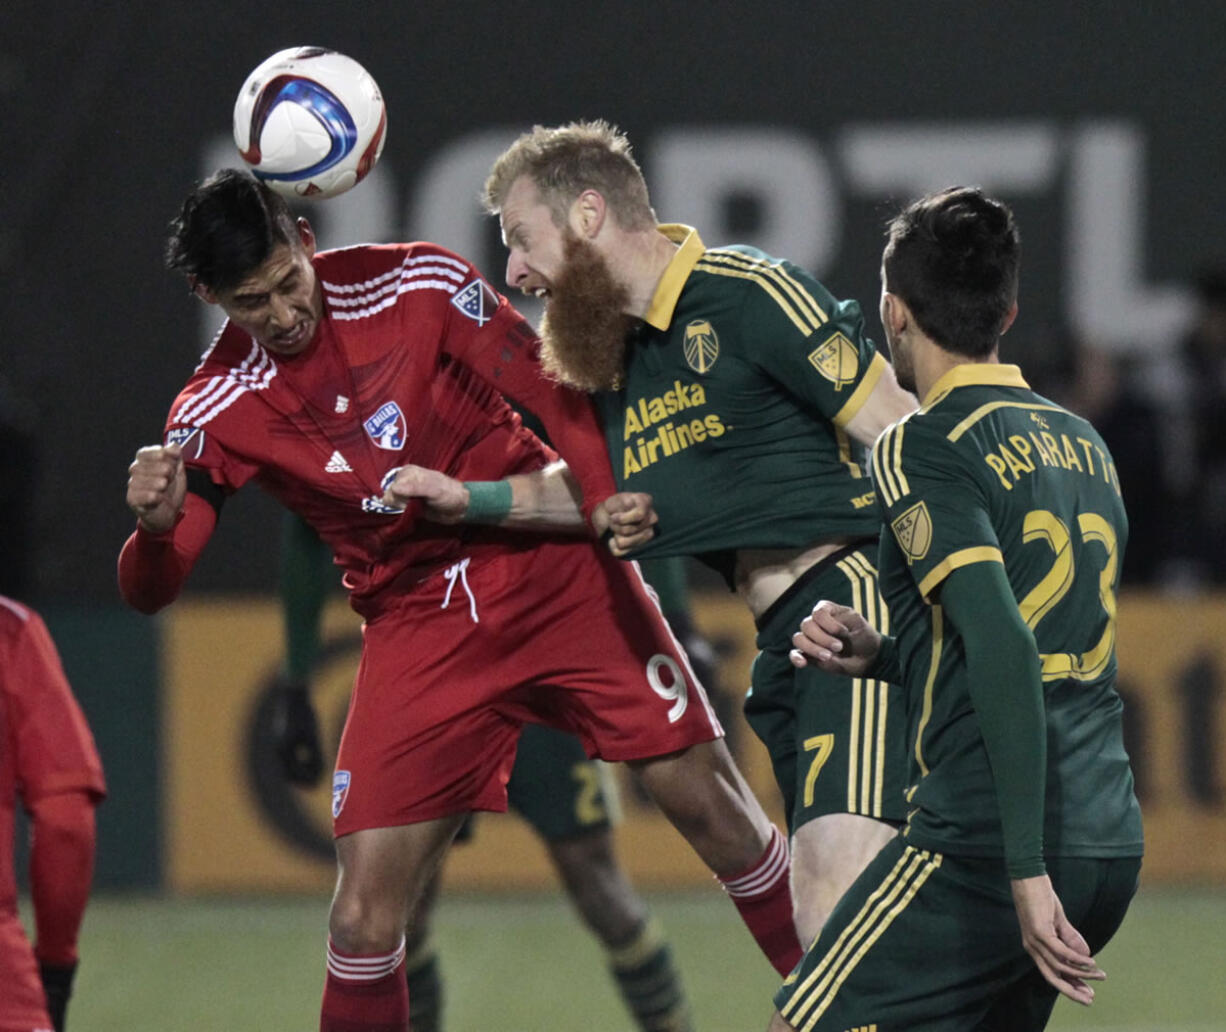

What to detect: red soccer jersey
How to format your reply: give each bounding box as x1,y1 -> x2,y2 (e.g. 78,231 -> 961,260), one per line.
161,243 -> 616,615
0,597 -> 106,1032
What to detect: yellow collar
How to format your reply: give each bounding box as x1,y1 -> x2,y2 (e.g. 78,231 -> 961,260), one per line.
643,225 -> 705,331
922,363 -> 1029,408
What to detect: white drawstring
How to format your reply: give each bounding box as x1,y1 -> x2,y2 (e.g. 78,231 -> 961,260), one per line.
441,557 -> 479,623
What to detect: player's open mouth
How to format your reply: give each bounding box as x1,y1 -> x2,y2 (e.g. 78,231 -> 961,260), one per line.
271,322 -> 312,350
528,287 -> 550,299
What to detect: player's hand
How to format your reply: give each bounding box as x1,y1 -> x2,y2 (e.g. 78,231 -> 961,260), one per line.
1011,874 -> 1104,1006
592,492 -> 658,556
381,464 -> 467,522
270,681 -> 325,786
39,961 -> 76,1032
126,444 -> 187,534
789,600 -> 881,677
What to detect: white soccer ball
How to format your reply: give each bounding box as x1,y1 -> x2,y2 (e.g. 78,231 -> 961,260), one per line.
233,46 -> 387,200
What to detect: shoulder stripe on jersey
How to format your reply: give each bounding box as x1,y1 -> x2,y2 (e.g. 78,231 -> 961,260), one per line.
871,422 -> 911,506
323,255 -> 468,322
780,845 -> 942,1029
177,341 -> 276,427
0,596 -> 30,621
694,255 -> 828,336
320,252 -> 469,295
700,249 -> 830,326
946,401 -> 1065,442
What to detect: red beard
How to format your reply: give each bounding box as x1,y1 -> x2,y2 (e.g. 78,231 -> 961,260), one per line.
538,233 -> 636,392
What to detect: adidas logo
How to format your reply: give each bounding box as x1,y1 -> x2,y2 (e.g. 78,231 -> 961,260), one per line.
325,451 -> 352,473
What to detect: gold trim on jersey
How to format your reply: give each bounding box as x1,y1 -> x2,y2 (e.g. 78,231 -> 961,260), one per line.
780,845 -> 943,1031
914,606 -> 943,779
694,249 -> 830,336
947,401 -> 1065,443
920,362 -> 1030,409
871,418 -> 915,507
916,546 -> 1004,600
645,225 -> 706,330
831,351 -> 886,429
837,550 -> 891,817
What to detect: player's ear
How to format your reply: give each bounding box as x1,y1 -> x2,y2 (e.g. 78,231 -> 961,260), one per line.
296,218 -> 317,257
571,189 -> 607,239
882,291 -> 909,337
189,276 -> 217,305
999,300 -> 1019,336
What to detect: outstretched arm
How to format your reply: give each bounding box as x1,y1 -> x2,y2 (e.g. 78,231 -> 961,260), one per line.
381,461 -> 657,555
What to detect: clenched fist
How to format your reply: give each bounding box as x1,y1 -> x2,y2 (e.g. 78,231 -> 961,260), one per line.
126,443 -> 187,533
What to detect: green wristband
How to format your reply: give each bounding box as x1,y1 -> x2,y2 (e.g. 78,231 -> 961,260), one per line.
461,480 -> 512,523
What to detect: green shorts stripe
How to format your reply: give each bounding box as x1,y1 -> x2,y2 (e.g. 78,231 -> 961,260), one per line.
782,845 -> 942,1030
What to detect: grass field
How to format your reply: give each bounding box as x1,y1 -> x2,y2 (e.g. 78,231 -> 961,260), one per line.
49,885 -> 1226,1031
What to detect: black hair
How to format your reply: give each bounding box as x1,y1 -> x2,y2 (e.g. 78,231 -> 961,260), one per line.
164,168 -> 299,290
883,186 -> 1020,358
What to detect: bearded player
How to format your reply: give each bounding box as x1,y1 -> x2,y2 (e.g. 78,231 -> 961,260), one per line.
478,121 -> 917,946
119,169 -> 802,1032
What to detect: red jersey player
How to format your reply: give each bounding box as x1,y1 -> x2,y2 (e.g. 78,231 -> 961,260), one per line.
119,170 -> 800,1032
0,596 -> 106,1032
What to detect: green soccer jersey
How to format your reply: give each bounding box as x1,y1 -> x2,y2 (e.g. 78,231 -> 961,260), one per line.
594,226 -> 885,577
871,363 -> 1143,860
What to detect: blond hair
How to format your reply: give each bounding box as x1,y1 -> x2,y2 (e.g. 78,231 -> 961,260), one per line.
483,120 -> 655,231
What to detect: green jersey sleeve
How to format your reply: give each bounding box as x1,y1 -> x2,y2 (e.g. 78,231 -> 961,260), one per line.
722,248 -> 887,429
870,416 -> 1001,598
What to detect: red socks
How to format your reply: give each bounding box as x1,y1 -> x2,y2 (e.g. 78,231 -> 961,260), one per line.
320,937 -> 409,1032
717,826 -> 803,976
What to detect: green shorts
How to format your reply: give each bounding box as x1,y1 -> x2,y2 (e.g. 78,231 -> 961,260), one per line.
775,835 -> 1142,1031
743,542 -> 907,833
506,722 -> 614,841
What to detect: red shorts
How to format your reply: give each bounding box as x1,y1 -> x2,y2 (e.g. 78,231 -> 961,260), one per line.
331,539 -> 723,835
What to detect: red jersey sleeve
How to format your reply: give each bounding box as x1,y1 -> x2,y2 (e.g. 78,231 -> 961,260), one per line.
436,259 -> 617,520
1,602 -> 106,805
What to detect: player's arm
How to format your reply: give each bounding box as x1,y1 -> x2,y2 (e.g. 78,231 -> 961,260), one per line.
118,443 -> 221,613
939,561 -> 1104,1005
839,360 -> 917,446
382,461 -> 656,555
788,598 -> 903,683
28,789 -> 97,1032
438,272 -> 619,523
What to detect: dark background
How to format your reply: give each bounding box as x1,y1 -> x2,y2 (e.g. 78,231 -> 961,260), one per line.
3,1 -> 1224,601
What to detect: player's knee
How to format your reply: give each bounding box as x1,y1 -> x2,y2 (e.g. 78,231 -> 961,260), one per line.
328,892 -> 406,954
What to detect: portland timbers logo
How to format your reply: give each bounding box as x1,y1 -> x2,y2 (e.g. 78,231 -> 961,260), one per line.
807,331 -> 859,390
683,319 -> 720,374
891,501 -> 932,564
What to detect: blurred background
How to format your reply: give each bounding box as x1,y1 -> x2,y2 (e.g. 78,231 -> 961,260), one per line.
3,2 -> 1225,1029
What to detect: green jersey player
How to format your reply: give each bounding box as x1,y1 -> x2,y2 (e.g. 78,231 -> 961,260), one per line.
782,187 -> 1142,1032
479,119 -> 918,945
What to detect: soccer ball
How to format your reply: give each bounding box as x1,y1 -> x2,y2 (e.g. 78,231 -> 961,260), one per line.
233,46 -> 387,200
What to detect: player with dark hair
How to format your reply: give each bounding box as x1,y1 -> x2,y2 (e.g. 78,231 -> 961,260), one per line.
481,120 -> 918,944
1,596 -> 106,1032
780,186 -> 1143,1030
120,169 -> 801,1032
272,511 -> 696,1032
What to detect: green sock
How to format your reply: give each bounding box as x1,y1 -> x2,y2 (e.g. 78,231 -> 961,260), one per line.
607,917 -> 693,1032
405,947 -> 442,1032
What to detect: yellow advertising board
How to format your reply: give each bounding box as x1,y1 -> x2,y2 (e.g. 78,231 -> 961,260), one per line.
163,592 -> 1226,893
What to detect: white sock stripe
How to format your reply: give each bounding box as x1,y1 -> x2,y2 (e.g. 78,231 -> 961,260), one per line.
721,827 -> 789,898
326,937 -> 406,982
